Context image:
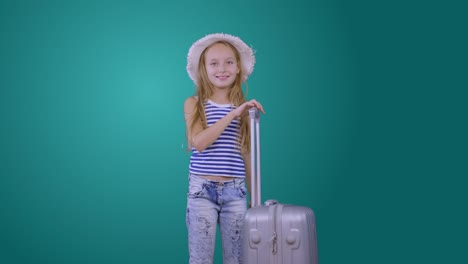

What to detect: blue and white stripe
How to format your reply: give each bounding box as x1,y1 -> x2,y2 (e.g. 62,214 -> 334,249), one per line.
189,100 -> 245,177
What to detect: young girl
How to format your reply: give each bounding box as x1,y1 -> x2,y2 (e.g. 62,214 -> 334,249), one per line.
184,33 -> 265,264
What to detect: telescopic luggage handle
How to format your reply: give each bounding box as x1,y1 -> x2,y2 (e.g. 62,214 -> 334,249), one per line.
249,107 -> 261,207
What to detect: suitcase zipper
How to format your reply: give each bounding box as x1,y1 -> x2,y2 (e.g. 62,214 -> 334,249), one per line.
272,231 -> 278,255
271,204 -> 278,256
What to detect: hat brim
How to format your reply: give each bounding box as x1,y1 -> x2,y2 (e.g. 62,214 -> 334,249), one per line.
187,33 -> 255,87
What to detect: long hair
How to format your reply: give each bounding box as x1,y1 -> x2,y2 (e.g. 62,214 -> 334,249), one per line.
188,41 -> 250,153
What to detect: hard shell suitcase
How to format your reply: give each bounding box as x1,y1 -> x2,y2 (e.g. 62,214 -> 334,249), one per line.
242,108 -> 318,264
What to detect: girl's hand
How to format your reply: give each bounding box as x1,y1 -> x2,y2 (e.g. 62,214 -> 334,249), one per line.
234,99 -> 265,118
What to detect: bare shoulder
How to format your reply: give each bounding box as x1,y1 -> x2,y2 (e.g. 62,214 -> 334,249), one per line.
184,96 -> 198,114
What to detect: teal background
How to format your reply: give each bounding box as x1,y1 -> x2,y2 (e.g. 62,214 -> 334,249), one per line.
1,0 -> 466,263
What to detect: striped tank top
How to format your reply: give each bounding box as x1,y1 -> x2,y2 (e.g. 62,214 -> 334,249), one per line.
189,100 -> 245,178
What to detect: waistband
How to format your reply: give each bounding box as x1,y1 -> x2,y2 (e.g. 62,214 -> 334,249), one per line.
189,174 -> 245,187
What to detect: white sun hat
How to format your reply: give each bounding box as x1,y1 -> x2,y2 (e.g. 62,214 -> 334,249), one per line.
186,33 -> 255,87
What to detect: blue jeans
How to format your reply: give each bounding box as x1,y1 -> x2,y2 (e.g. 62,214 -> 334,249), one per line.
186,174 -> 247,264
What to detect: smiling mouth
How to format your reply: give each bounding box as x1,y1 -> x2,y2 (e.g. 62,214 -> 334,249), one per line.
216,76 -> 230,79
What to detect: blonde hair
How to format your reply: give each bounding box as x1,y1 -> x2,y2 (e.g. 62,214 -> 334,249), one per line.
189,41 -> 250,153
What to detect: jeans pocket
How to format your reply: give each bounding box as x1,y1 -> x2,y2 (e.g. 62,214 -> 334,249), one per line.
237,185 -> 247,198
188,178 -> 206,198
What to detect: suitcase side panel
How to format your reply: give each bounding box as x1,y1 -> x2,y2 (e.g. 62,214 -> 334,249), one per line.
243,204 -> 318,264
242,205 -> 276,264
278,205 -> 318,264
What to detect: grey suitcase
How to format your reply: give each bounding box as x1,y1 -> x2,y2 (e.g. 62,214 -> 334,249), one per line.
242,108 -> 318,264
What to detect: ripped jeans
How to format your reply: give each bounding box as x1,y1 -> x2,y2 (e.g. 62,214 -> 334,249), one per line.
186,174 -> 247,264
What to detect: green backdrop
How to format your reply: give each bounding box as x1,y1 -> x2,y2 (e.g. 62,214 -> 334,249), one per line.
1,0 -> 466,263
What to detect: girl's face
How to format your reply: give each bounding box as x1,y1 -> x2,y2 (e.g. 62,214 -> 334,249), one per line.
204,43 -> 240,89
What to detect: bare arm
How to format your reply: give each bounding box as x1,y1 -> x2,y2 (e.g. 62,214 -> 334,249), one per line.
184,97 -> 236,152
184,97 -> 265,153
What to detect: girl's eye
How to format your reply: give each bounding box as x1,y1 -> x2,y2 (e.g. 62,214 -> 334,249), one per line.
227,61 -> 234,64
210,62 -> 217,66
